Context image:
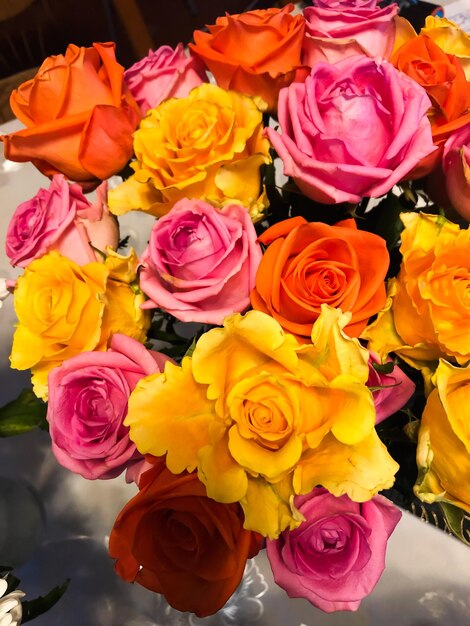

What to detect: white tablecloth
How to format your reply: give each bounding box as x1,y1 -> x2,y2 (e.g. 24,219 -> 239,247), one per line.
0,119 -> 470,626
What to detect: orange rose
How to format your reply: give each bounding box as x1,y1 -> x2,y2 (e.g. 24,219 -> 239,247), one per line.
391,35 -> 470,160
189,3 -> 308,111
109,458 -> 262,617
250,217 -> 389,340
1,42 -> 141,183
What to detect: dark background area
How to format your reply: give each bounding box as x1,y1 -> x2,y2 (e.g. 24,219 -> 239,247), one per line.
0,0 -> 289,79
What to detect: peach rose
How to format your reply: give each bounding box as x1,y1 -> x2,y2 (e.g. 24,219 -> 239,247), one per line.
391,33 -> 470,170
1,42 -> 141,182
250,217 -> 389,340
189,4 -> 308,111
364,212 -> 470,374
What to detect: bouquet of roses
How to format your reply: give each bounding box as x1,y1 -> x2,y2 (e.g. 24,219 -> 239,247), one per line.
1,0 -> 470,618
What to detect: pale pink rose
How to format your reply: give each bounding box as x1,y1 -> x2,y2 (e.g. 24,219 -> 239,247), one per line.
139,198 -> 262,324
267,488 -> 401,612
124,44 -> 207,115
443,124 -> 470,220
302,0 -> 399,67
5,174 -> 118,267
367,352 -> 415,424
47,334 -> 172,480
266,56 -> 435,204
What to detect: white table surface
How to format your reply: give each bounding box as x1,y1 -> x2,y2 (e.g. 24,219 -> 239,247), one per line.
0,119 -> 470,625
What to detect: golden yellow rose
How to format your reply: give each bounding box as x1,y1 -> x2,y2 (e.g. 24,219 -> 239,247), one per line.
421,16 -> 470,80
11,251 -> 108,399
126,306 -> 398,538
364,212 -> 470,376
11,249 -> 150,399
99,248 -> 151,345
108,83 -> 271,221
414,359 -> 470,513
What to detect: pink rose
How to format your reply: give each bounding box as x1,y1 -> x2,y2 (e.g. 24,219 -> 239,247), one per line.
443,124 -> 470,220
367,352 -> 415,424
267,488 -> 401,612
46,334 -> 172,480
124,44 -> 207,116
302,0 -> 399,67
5,174 -> 118,268
266,56 -> 435,204
139,198 -> 262,324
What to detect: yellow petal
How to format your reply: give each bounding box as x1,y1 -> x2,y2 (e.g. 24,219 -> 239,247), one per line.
198,432 -> 248,504
240,475 -> 303,539
228,426 -> 302,481
107,173 -> 164,216
293,431 -> 399,502
302,304 -> 370,383
126,358 -> 215,473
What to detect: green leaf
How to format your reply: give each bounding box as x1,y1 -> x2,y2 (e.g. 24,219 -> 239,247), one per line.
21,579 -> 70,623
0,389 -> 48,437
440,502 -> 470,546
371,359 -> 396,375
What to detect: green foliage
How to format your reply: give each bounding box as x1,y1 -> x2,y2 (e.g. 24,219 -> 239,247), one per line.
0,390 -> 48,437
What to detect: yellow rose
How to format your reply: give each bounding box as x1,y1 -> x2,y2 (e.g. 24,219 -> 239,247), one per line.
421,16 -> 470,80
99,248 -> 151,345
10,251 -> 108,399
364,212 -> 470,375
414,359 -> 470,512
10,249 -> 150,399
108,83 -> 271,221
126,305 -> 398,538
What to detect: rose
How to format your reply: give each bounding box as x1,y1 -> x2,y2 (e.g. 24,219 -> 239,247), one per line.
391,34 -> 470,151
421,16 -> 470,80
442,123 -> 470,220
108,83 -> 271,221
125,306 -> 398,538
10,249 -> 150,400
5,174 -> 118,268
302,0 -> 400,67
109,458 -> 262,617
47,334 -> 171,480
266,56 -> 435,204
189,4 -> 307,111
1,42 -> 141,182
139,198 -> 262,324
10,251 -> 108,398
124,43 -> 208,116
363,212 -> 470,374
415,359 -> 470,512
367,352 -> 415,424
267,488 -> 401,612
250,217 -> 389,340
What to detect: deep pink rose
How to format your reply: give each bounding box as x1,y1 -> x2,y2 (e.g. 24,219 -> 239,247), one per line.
367,352 -> 415,424
46,334 -> 171,480
267,488 -> 401,612
266,55 -> 435,204
443,123 -> 470,220
124,44 -> 207,115
139,198 -> 262,324
302,0 -> 399,67
5,174 -> 118,267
